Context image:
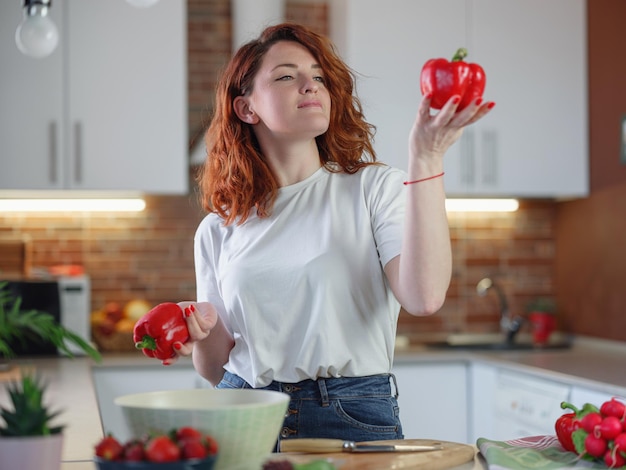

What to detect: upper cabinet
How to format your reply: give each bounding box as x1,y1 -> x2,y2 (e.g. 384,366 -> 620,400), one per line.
0,0 -> 187,194
330,0 -> 588,198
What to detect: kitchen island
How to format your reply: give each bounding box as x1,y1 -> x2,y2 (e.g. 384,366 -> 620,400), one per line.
2,335 -> 625,469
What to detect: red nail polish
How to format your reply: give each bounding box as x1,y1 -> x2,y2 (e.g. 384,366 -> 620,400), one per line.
475,98 -> 483,106
184,307 -> 190,317
190,304 -> 196,312
487,102 -> 496,109
174,343 -> 182,350
452,96 -> 461,104
163,361 -> 171,366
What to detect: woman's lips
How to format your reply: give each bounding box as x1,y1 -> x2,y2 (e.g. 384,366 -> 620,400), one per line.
298,100 -> 322,109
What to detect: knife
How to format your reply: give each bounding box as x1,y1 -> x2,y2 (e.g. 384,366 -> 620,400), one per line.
280,438 -> 444,453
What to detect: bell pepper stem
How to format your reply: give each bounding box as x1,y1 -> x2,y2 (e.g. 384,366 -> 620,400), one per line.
135,334 -> 157,351
560,401 -> 581,414
452,48 -> 468,62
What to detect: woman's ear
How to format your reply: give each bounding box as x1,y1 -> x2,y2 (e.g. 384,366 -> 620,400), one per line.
233,96 -> 259,124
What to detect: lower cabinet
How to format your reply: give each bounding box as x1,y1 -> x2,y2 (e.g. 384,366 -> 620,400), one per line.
392,361 -> 469,443
92,364 -> 211,442
469,363 -> 571,442
468,362 -> 497,443
569,386 -> 626,407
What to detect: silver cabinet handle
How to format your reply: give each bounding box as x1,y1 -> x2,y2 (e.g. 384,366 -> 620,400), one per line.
49,121 -> 58,183
74,121 -> 82,184
481,130 -> 498,186
460,129 -> 475,186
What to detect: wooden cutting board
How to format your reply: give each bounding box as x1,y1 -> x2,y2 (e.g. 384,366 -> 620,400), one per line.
271,439 -> 476,470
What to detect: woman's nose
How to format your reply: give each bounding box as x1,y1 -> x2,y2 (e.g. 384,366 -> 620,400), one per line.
300,77 -> 319,94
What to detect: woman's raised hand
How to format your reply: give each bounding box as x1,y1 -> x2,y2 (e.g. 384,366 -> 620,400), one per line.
410,93 -> 495,164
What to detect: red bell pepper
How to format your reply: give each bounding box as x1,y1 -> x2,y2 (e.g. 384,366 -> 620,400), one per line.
555,401 -> 598,452
133,302 -> 189,360
420,48 -> 486,111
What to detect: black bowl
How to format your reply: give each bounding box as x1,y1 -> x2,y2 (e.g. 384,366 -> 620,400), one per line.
94,456 -> 217,470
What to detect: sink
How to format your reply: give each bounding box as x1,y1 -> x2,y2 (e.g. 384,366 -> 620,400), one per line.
424,333 -> 572,352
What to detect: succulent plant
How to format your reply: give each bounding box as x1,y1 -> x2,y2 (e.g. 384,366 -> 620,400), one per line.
0,281 -> 101,361
0,373 -> 63,436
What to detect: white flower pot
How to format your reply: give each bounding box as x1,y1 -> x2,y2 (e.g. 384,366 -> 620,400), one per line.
0,433 -> 63,470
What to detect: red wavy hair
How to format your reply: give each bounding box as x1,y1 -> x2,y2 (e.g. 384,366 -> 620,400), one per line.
197,23 -> 378,225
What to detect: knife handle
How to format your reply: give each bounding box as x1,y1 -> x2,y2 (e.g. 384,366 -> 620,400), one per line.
280,438 -> 348,453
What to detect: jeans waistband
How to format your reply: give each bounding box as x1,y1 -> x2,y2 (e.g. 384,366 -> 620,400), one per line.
221,372 -> 399,404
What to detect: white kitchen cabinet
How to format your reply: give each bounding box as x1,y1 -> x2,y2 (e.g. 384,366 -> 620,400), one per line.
329,0 -> 588,198
392,361 -> 469,443
569,386 -> 626,408
468,361 -> 497,443
0,0 -> 187,194
92,364 -> 211,442
469,363 -> 571,442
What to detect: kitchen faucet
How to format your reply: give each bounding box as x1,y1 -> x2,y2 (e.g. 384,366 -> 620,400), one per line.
476,277 -> 523,343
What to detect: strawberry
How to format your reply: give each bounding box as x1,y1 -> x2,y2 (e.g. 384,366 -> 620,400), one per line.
94,435 -> 124,461
123,439 -> 146,461
174,425 -> 203,443
204,435 -> 219,456
180,438 -> 208,460
145,435 -> 181,462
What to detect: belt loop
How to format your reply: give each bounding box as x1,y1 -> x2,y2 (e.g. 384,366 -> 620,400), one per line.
389,373 -> 399,399
318,378 -> 330,407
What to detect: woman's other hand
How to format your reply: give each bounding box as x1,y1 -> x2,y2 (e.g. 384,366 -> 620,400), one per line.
161,301 -> 218,366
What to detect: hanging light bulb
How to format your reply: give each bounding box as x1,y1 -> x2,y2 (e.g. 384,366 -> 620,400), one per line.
126,0 -> 160,8
15,0 -> 59,59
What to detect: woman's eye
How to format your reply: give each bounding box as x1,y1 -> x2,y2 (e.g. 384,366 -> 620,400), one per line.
314,76 -> 325,84
277,75 -> 293,81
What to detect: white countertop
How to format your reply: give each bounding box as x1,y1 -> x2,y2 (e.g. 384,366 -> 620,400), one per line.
2,335 -> 625,468
394,335 -> 626,395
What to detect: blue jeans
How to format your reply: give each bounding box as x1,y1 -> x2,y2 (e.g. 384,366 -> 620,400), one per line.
216,371 -> 404,444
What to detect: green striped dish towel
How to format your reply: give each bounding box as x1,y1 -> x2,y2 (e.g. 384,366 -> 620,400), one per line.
476,435 -> 607,469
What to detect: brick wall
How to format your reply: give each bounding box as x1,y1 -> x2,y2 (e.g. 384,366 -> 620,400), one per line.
0,0 -> 557,339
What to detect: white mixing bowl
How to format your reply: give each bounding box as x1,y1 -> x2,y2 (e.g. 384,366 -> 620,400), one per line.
114,388 -> 290,470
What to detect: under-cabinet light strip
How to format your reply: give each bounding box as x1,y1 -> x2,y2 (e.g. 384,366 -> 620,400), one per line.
0,198 -> 516,213
445,199 -> 519,212
0,198 -> 146,212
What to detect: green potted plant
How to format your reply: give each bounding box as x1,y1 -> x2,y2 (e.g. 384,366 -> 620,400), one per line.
0,373 -> 65,469
0,281 -> 101,470
0,281 -> 101,364
526,297 -> 557,345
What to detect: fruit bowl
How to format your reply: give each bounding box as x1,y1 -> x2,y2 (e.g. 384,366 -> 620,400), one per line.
114,389 -> 290,470
94,456 -> 217,470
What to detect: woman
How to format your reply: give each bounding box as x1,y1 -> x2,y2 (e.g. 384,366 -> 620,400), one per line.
171,23 -> 494,443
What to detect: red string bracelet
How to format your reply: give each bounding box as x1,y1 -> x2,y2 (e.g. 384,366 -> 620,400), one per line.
403,172 -> 445,185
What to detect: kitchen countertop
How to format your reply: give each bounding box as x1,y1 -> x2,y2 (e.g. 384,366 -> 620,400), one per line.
2,335 -> 626,469
395,335 -> 626,395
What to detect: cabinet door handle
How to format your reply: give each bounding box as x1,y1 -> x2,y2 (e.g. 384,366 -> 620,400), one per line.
48,121 -> 58,184
481,130 -> 498,186
74,122 -> 83,184
461,129 -> 475,185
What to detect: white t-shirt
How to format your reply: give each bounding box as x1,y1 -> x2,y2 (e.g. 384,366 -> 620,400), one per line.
194,163 -> 407,387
